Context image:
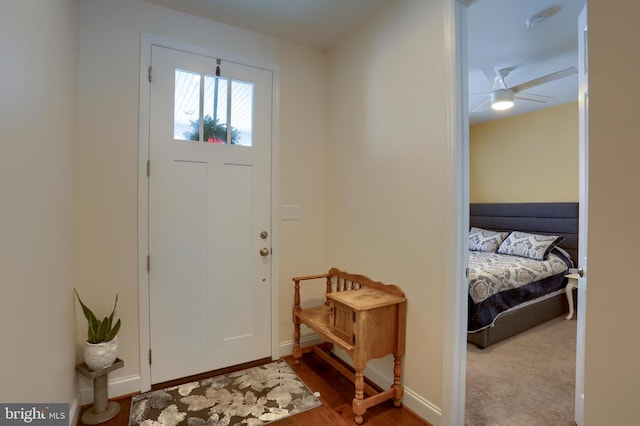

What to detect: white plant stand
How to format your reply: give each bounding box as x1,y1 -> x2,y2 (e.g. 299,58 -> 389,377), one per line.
76,358 -> 124,424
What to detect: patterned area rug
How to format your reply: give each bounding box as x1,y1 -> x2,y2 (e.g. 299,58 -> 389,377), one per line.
129,360 -> 322,426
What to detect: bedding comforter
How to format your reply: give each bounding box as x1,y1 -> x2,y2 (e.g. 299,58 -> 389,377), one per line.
467,250 -> 571,332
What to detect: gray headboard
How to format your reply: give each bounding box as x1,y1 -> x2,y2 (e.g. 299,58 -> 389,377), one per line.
470,202 -> 579,265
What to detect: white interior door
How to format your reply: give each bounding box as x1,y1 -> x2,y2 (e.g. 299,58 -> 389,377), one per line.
148,45 -> 273,384
575,5 -> 588,425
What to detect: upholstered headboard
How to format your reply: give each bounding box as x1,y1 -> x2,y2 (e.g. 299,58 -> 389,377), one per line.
470,202 -> 579,265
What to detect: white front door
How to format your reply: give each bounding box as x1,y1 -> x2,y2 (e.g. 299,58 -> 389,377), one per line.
148,45 -> 273,384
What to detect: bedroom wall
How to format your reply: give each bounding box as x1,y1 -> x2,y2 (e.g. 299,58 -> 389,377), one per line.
584,1 -> 640,423
469,102 -> 579,203
326,0 -> 451,423
75,0 -> 326,396
0,0 -> 78,405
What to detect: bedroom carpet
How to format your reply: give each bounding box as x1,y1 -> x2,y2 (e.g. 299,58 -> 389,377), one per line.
465,316 -> 577,426
129,359 -> 322,426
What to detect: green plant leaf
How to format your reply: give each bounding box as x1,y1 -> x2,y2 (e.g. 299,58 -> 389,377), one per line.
88,319 -> 100,343
105,319 -> 121,341
74,289 -> 121,343
106,294 -> 118,331
88,329 -> 98,344
75,289 -> 101,341
74,289 -> 96,323
96,317 -> 109,342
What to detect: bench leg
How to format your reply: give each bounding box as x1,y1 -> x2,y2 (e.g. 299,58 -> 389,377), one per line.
392,354 -> 403,407
353,367 -> 366,424
293,314 -> 302,365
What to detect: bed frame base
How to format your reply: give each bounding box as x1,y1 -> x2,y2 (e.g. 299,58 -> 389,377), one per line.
468,290 -> 577,349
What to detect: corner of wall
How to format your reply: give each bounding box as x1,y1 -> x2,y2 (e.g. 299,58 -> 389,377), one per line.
69,396 -> 79,426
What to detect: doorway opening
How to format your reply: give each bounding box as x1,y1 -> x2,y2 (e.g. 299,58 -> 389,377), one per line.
449,1 -> 588,425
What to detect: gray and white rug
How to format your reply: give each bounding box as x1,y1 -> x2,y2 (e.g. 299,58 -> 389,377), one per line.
129,360 -> 321,426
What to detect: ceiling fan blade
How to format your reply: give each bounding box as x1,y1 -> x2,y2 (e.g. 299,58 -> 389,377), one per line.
471,98 -> 492,112
514,95 -> 547,104
480,66 -> 507,90
516,92 -> 555,101
481,66 -> 500,84
511,67 -> 577,93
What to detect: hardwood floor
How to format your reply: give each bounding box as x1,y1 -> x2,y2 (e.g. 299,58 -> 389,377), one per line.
78,352 -> 431,426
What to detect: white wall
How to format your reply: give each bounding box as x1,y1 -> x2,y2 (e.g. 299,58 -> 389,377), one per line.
75,0 -> 326,394
584,1 -> 640,423
326,1 -> 450,423
0,0 -> 78,404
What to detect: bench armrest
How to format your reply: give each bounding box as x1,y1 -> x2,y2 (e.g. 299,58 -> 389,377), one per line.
292,273 -> 332,312
291,273 -> 329,282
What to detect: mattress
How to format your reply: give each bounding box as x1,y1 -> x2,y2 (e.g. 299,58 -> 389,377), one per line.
467,250 -> 571,332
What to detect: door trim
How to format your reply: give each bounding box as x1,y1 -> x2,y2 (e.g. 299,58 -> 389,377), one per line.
442,1 -> 469,425
137,33 -> 281,392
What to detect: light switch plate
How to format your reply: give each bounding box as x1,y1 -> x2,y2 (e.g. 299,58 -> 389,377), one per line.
281,204 -> 301,220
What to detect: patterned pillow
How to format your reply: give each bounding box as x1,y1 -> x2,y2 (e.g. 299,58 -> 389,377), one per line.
497,231 -> 564,260
468,227 -> 510,252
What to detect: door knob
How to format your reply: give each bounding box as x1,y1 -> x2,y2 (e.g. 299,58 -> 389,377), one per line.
260,247 -> 270,256
577,267 -> 584,277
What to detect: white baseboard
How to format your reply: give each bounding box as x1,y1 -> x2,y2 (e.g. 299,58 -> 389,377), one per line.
78,374 -> 141,405
404,386 -> 442,426
278,335 -> 324,357
278,337 -> 441,425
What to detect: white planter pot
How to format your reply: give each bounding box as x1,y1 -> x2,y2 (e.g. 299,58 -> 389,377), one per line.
84,337 -> 118,371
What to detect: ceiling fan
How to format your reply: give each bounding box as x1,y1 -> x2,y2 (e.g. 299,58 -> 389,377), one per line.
472,66 -> 578,112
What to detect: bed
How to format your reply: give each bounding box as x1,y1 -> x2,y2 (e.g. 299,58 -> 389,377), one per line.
467,202 -> 579,348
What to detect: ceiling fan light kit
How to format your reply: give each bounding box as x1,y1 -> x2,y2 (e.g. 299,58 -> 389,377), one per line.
491,89 -> 514,110
474,66 -> 577,114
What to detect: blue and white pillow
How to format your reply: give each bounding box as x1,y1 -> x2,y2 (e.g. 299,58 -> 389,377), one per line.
468,227 -> 510,252
497,231 -> 564,260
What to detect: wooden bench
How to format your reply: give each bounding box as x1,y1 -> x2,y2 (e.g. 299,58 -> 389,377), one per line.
292,268 -> 407,424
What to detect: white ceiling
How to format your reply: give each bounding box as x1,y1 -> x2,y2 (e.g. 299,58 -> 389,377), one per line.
468,0 -> 586,124
143,0 -> 586,124
142,0 -> 392,50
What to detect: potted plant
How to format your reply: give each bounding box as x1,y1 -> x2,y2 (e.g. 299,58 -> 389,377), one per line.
74,289 -> 121,371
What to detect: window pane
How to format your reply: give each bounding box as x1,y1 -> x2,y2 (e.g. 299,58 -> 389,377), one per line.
174,69 -> 201,141
173,70 -> 254,147
231,80 -> 254,146
203,75 -> 228,144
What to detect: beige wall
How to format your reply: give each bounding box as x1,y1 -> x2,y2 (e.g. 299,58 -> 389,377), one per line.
0,0 -> 78,404
76,1 -> 450,421
326,1 -> 450,422
470,102 -> 579,203
3,0 -> 639,424
275,41 -> 328,342
584,1 -> 640,424
75,0 -> 326,395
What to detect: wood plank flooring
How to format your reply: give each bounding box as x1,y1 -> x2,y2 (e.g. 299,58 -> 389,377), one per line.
78,352 -> 431,426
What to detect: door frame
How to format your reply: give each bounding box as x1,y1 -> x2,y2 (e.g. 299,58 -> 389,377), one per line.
137,33 -> 281,392
442,1 -> 470,425
445,1 -> 588,424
